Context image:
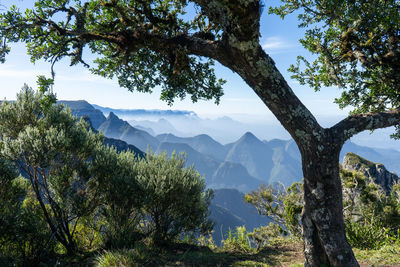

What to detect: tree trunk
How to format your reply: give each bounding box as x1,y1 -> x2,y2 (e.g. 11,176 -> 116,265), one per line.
220,46 -> 361,266
300,136 -> 359,266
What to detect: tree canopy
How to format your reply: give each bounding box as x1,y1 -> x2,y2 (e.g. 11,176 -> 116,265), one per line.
273,0 -> 400,135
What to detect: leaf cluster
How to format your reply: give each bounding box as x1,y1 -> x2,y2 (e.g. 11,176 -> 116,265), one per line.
0,159 -> 56,266
245,182 -> 303,238
341,168 -> 400,248
0,0 -> 228,104
272,0 -> 400,116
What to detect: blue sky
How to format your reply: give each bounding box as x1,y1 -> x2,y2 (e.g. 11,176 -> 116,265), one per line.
0,0 -> 350,123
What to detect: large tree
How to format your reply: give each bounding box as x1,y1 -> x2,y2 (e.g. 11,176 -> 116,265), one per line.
1,0 -> 400,265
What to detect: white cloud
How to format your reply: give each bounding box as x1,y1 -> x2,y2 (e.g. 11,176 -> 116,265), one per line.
261,36 -> 296,54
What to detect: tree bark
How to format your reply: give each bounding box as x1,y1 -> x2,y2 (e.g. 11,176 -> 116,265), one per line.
300,132 -> 359,266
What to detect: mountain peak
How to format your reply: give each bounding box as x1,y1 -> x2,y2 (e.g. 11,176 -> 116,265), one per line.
239,132 -> 260,143
107,112 -> 119,121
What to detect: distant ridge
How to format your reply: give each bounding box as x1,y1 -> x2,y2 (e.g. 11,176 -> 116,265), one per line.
156,133 -> 228,161
61,100 -> 400,188
58,100 -> 106,128
156,142 -> 262,192
92,104 -> 198,118
98,112 -> 159,151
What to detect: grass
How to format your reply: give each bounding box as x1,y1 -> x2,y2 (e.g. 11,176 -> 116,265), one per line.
91,239 -> 400,267
15,238 -> 399,266
93,238 -> 305,267
354,244 -> 400,266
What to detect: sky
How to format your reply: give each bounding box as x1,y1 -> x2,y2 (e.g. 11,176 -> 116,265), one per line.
0,0 -> 348,120
1,0 -> 399,150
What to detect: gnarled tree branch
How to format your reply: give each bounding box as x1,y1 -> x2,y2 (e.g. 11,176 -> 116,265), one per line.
331,108 -> 400,142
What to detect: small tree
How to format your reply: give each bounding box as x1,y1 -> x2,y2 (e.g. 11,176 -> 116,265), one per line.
245,183 -> 303,238
136,152 -> 213,246
0,86 -> 104,255
0,159 -> 55,266
91,146 -> 145,249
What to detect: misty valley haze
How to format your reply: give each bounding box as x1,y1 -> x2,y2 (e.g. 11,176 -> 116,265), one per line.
58,99 -> 400,245
61,100 -> 400,187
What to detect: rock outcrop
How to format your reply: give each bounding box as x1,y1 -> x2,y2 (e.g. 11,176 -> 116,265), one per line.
342,152 -> 399,193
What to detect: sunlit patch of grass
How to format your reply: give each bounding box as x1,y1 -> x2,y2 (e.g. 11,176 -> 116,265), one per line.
234,261 -> 272,267
354,243 -> 400,265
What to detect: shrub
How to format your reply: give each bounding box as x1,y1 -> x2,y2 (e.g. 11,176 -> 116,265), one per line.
247,223 -> 285,251
91,147 -> 144,249
95,249 -> 138,267
341,169 -> 400,248
0,86 -> 104,255
221,226 -> 253,253
136,151 -> 214,246
345,221 -> 389,249
0,159 -> 56,266
245,182 -> 303,238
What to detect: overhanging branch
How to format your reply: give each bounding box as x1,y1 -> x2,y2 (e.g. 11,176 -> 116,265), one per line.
331,108 -> 400,142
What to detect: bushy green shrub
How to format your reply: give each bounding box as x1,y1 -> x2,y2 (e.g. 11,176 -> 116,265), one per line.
246,170 -> 400,250
221,226 -> 253,253
0,160 -> 56,266
341,169 -> 400,249
92,150 -> 214,249
95,249 -> 139,267
136,152 -> 214,246
247,223 -> 285,250
0,86 -> 215,259
245,182 -> 303,238
91,147 -> 144,249
0,86 -> 104,255
345,221 -> 389,249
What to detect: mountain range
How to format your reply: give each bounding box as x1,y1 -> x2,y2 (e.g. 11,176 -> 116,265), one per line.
60,100 -> 400,242
62,100 -> 400,189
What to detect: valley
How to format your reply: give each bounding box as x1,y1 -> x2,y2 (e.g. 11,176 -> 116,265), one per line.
61,100 -> 400,243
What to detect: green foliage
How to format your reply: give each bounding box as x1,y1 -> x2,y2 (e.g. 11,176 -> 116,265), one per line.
0,86 -> 105,254
345,221 -> 389,250
94,248 -> 148,267
0,0 -> 226,105
136,151 -> 214,246
91,146 -> 144,249
221,226 -> 254,254
341,169 -> 400,249
0,159 -> 55,266
246,170 -> 400,250
354,243 -> 400,265
245,183 -> 303,238
73,218 -> 103,252
196,234 -> 217,250
247,223 -> 285,251
272,0 -> 400,112
0,87 -> 215,262
271,0 -> 400,136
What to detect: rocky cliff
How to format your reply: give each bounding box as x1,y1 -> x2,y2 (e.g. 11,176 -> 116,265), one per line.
342,152 -> 399,193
